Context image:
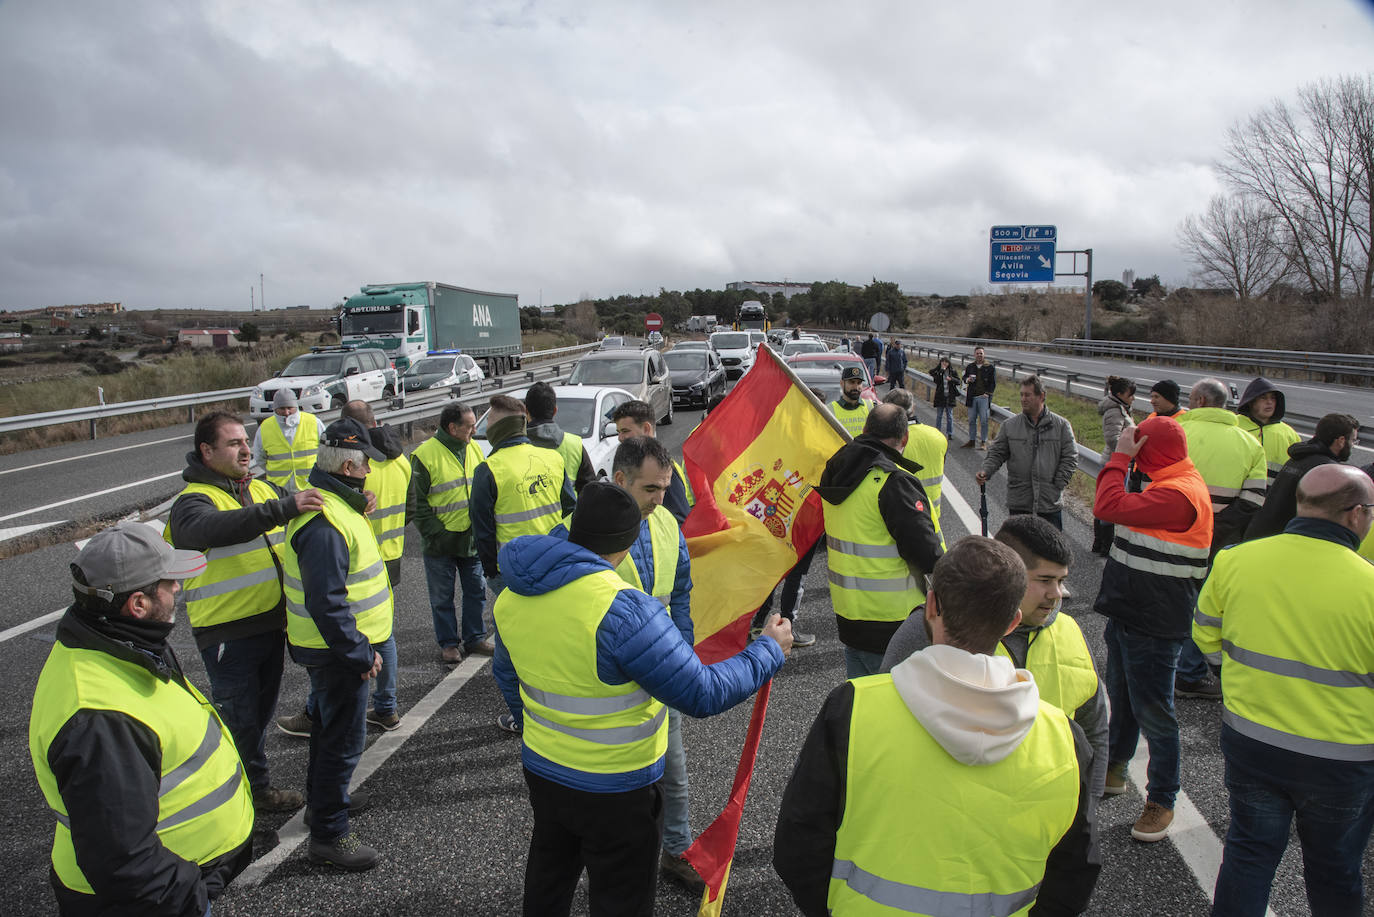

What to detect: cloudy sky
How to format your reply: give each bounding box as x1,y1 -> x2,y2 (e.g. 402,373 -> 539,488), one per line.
2,0 -> 1372,312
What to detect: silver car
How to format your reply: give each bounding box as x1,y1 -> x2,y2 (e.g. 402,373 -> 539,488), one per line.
567,349 -> 674,425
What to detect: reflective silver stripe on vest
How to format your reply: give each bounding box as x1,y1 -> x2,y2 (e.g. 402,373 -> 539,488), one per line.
827,535 -> 902,559
1222,639 -> 1374,689
828,570 -> 920,592
430,478 -> 470,494
206,539 -> 270,561
371,504 -> 405,520
183,567 -> 279,603
919,475 -> 942,490
1193,609 -> 1223,628
377,525 -> 406,542
286,599 -> 308,618
265,449 -> 317,461
525,705 -> 667,746
266,531 -> 284,547
831,859 -> 1040,917
1222,708 -> 1374,762
53,810 -> 70,828
348,586 -> 392,617
158,717 -> 222,798
431,498 -> 470,514
156,763 -> 245,831
347,560 -> 386,585
495,502 -> 561,524
520,679 -> 651,716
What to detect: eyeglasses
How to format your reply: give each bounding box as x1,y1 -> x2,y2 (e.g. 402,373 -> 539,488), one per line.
1345,503 -> 1374,512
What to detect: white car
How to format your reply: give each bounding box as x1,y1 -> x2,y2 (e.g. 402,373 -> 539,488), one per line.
782,340 -> 830,357
249,346 -> 395,418
473,385 -> 635,479
710,330 -> 755,379
400,350 -> 485,393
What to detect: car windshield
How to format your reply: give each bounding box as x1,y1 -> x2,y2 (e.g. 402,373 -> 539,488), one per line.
548,397 -> 598,438
340,309 -> 403,335
282,354 -> 344,377
664,352 -> 708,372
673,342 -> 709,350
783,341 -> 828,355
749,332 -> 766,345
405,357 -> 454,376
791,369 -> 851,403
711,333 -> 750,350
569,358 -> 645,386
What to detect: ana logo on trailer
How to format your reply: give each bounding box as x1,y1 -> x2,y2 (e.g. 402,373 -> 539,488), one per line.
472,303 -> 493,327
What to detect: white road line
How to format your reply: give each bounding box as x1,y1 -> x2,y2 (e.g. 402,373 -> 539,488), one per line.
1125,746 -> 1276,916
231,652 -> 494,889
941,476 -> 986,537
0,470 -> 182,523
0,521 -> 65,542
0,434 -> 187,476
0,607 -> 64,644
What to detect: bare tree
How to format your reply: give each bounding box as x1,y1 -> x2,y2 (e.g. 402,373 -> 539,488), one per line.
1217,74 -> 1373,300
1176,194 -> 1288,300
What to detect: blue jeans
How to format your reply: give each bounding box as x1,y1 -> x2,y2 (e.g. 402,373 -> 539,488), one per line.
864,357 -> 878,381
662,708 -> 691,855
968,394 -> 990,443
199,630 -> 285,793
1213,724 -> 1374,916
1176,638 -> 1211,683
369,634 -> 398,717
1104,619 -> 1182,808
422,552 -> 487,649
305,663 -> 369,841
934,405 -> 954,437
844,646 -> 886,679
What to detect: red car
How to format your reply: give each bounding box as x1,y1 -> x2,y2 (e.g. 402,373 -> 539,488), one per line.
784,352 -> 884,404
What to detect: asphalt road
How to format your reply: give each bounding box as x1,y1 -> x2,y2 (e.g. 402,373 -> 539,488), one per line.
2,380 -> 1367,915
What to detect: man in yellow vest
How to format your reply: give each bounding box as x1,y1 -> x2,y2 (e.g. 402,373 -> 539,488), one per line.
818,403 -> 943,678
472,395 -> 575,595
252,387 -> 321,492
167,410 -> 320,813
1092,416 -> 1213,843
1174,377 -> 1267,700
284,417 -> 390,871
775,536 -> 1088,916
1197,463 -> 1374,915
1235,376 -> 1302,479
828,365 -> 873,437
30,522 -> 255,915
413,402 -> 491,664
492,481 -> 791,915
611,399 -> 693,522
883,388 -> 948,546
342,400 -> 413,731
525,381 -> 596,494
881,516 -> 1106,914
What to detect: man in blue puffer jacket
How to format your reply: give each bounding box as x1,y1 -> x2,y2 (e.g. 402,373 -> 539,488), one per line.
493,481 -> 793,916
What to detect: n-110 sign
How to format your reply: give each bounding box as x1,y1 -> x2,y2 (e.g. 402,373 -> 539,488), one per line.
989,225 -> 1057,283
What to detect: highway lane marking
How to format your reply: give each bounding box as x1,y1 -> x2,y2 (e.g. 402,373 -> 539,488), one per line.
0,607 -> 64,644
0,521 -> 65,542
0,434 -> 186,477
941,475 -> 985,537
231,652 -> 493,889
0,470 -> 182,523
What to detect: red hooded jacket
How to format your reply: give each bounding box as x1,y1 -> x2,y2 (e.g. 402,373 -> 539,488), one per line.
1093,415 -> 1199,532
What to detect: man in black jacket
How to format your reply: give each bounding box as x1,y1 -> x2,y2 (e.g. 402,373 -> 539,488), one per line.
818,404 -> 943,676
167,410 -> 319,811
30,522 -> 255,916
961,346 -> 997,449
1244,413 -> 1359,541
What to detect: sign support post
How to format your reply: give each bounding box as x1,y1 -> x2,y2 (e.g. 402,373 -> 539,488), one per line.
1055,248 -> 1094,341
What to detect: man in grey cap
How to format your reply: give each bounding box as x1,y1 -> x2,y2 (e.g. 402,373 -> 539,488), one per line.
252,387 -> 321,493
29,523 -> 257,915
283,417 -> 391,871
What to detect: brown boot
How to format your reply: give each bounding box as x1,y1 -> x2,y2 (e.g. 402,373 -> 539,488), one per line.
960,439 -> 975,448
1131,801 -> 1174,842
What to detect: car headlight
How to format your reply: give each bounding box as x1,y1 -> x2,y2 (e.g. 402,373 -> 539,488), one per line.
690,382 -> 703,392
301,383 -> 324,397
251,386 -> 263,400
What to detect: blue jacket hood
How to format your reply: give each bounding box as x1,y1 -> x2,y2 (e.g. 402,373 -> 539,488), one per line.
499,534 -> 609,596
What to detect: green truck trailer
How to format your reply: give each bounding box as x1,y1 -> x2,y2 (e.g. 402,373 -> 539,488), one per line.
338,281 -> 522,374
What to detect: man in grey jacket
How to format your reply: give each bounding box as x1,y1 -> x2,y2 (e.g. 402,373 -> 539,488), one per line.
977,375 -> 1078,530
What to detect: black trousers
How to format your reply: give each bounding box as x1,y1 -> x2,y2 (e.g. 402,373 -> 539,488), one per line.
522,768 -> 664,917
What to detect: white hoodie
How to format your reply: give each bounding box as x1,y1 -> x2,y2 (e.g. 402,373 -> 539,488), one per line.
889,643 -> 1042,766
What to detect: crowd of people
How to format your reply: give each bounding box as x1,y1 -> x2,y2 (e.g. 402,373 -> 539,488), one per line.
24,345 -> 1374,917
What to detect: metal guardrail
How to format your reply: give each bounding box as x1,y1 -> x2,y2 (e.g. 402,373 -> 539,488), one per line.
0,342 -> 601,439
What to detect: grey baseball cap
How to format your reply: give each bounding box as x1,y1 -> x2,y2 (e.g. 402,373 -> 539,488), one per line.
72,522 -> 206,602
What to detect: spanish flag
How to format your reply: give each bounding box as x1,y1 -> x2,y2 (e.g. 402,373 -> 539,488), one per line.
679,343 -> 847,913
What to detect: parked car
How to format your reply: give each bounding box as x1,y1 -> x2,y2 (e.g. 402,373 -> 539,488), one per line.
249,345 -> 396,418
400,349 -> 485,393
782,340 -> 830,357
670,340 -> 713,353
473,385 -> 635,479
566,348 -> 674,425
710,330 -> 756,379
785,352 -> 884,404
647,331 -> 664,347
664,348 -> 726,408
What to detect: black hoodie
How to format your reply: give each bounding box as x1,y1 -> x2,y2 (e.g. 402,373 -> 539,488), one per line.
1244,438 -> 1340,541
167,452 -> 302,649
816,434 -> 943,653
1237,376 -> 1288,425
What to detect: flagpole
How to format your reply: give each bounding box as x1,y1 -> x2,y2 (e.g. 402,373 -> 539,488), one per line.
756,344 -> 854,444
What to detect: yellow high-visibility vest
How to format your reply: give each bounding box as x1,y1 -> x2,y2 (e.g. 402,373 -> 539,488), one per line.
412,435 -> 486,533
260,412 -> 320,492
823,469 -> 925,623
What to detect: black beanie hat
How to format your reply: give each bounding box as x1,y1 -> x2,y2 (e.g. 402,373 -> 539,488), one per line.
1150,379 -> 1180,406
569,481 -> 642,555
